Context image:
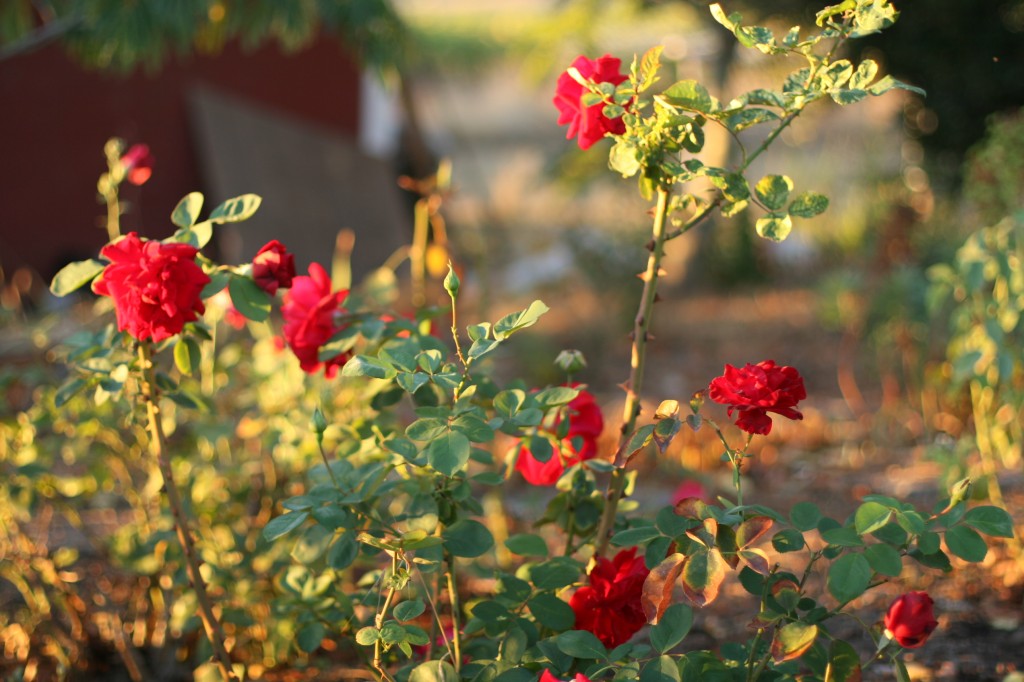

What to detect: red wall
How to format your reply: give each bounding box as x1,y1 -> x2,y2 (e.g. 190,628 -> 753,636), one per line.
0,34 -> 362,280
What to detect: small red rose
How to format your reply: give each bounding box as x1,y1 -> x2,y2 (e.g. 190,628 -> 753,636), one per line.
252,240 -> 296,295
515,386 -> 604,486
569,547 -> 649,648
92,232 -> 209,342
281,263 -> 349,377
708,360 -> 806,435
553,54 -> 628,150
884,591 -> 938,648
539,671 -> 591,682
120,144 -> 154,186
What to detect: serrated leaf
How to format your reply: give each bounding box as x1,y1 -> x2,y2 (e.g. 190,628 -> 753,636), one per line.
208,194 -> 262,223
441,519 -> 493,558
50,259 -> 105,297
228,275 -> 271,322
854,501 -> 892,535
342,355 -> 398,380
171,192 -> 204,229
962,506 -> 1014,538
755,214 -> 793,242
528,593 -> 576,631
556,630 -> 607,660
682,548 -> 726,607
945,525 -> 988,562
262,511 -> 309,541
394,599 -> 426,622
754,175 -> 793,210
826,553 -> 871,603
493,300 -> 549,340
662,80 -> 715,114
864,543 -> 902,577
788,192 -> 830,218
650,603 -> 693,653
427,431 -> 471,477
771,622 -> 817,663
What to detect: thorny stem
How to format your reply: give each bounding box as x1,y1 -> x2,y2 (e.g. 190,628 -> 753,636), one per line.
138,344 -> 239,682
595,186 -> 672,557
373,554 -> 400,682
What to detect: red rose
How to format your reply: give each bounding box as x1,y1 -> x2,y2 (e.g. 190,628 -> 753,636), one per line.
569,547 -> 648,648
252,240 -> 296,295
707,360 -> 806,435
540,672 -> 591,682
553,54 -> 628,150
120,144 -> 154,186
92,232 -> 209,342
671,479 -> 712,506
884,591 -> 938,648
515,386 -> 604,486
281,263 -> 349,377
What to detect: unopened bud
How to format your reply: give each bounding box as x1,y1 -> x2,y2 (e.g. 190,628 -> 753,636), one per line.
312,406 -> 328,442
443,262 -> 460,300
554,349 -> 587,374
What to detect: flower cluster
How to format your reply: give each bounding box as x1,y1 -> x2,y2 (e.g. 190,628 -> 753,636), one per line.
515,387 -> 604,486
569,547 -> 649,648
708,360 -> 806,435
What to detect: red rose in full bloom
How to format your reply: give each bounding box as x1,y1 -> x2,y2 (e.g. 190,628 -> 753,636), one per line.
540,671 -> 591,682
707,360 -> 806,435
515,386 -> 604,486
553,54 -> 628,150
120,144 -> 154,186
281,263 -> 349,377
569,547 -> 649,648
92,232 -> 209,342
884,591 -> 938,648
251,240 -> 295,295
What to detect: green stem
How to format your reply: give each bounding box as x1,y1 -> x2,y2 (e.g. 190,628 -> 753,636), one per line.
445,551 -> 462,673
595,186 -> 672,557
105,186 -> 121,242
138,344 -> 239,682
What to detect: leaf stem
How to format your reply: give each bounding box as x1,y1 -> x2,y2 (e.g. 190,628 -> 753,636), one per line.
138,344 -> 239,682
445,550 -> 462,673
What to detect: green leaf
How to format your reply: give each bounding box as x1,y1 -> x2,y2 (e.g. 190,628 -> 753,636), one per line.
530,557 -> 583,590
854,501 -> 893,535
208,193 -> 262,223
442,519 -> 493,558
754,175 -> 793,211
528,593 -> 576,631
171,192 -> 204,229
493,300 -> 549,340
611,525 -> 662,547
826,553 -> 872,603
290,525 -> 332,564
848,59 -> 879,90
772,529 -> 805,553
771,622 -> 817,663
409,661 -> 457,682
505,533 -> 549,557
395,599 -> 426,622
864,543 -> 902,577
821,526 -> 864,548
636,45 -> 664,92
945,525 -> 988,562
662,80 -> 715,114
342,355 -> 399,380
327,531 -> 358,570
788,192 -> 830,218
725,108 -> 779,132
468,338 -> 500,361
825,640 -> 862,682
830,89 -> 868,106
963,506 -> 1015,538
173,337 -> 201,376
54,378 -> 89,408
640,655 -> 682,682
556,630 -> 607,660
790,502 -> 822,531
201,270 -> 230,298
262,511 -> 309,541
894,658 -> 912,682
428,431 -> 471,477
296,622 -> 325,652
50,259 -> 105,297
755,214 -> 793,242
681,548 -> 726,607
822,60 -> 853,88
621,424 -> 656,463
227,275 -> 271,322
649,603 -> 693,654
610,140 -> 642,178
535,386 -> 580,408
867,74 -> 926,97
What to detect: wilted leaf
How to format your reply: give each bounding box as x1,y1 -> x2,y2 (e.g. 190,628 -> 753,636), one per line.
642,553 -> 687,624
771,622 -> 818,663
681,548 -> 727,607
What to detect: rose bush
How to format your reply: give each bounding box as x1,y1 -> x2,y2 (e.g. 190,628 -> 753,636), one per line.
30,3 -> 1020,682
